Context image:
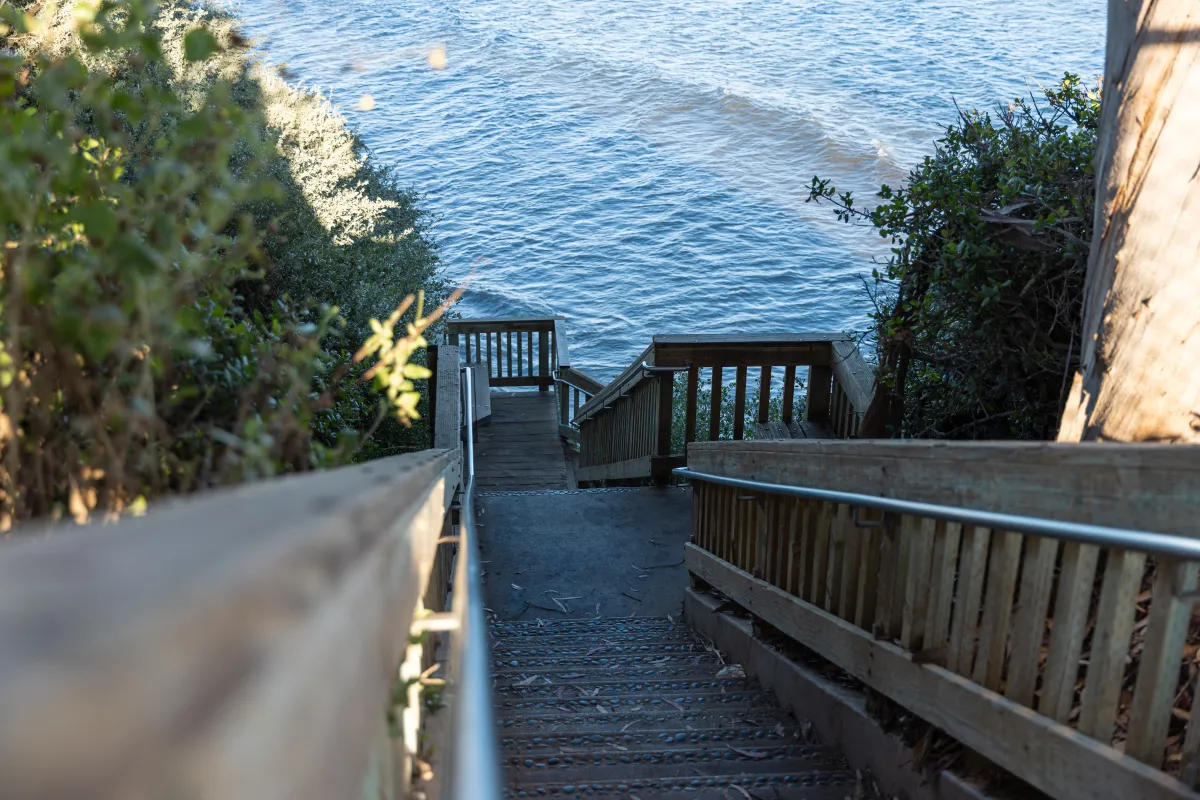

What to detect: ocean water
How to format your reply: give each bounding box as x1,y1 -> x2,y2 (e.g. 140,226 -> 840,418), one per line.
227,0 -> 1105,379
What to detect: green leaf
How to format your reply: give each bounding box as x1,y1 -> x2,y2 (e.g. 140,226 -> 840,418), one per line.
184,28 -> 221,62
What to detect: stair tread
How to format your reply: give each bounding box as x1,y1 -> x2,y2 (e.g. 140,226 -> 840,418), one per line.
502,771 -> 859,798
495,677 -> 756,698
500,725 -> 811,753
489,617 -> 859,799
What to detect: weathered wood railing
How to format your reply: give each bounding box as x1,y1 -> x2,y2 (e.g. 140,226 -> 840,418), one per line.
573,333 -> 873,485
447,317 -> 560,389
446,316 -> 603,445
682,440 -> 1200,800
0,354 -> 496,800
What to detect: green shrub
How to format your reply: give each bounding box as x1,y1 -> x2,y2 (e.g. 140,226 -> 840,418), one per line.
809,75 -> 1098,439
0,0 -> 444,527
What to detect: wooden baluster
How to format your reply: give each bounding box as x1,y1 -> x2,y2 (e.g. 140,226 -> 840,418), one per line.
796,500 -> 817,603
824,505 -> 847,613
464,332 -> 472,363
972,531 -> 1023,690
947,526 -> 991,676
733,366 -> 748,440
709,366 -> 723,441
1040,542 -> 1100,721
486,333 -> 493,379
754,496 -> 769,579
922,521 -> 962,654
872,515 -> 893,638
757,366 -> 772,425
685,366 -> 699,448
809,501 -> 832,610
1077,549 -> 1147,743
539,329 -> 550,389
899,516 -> 936,652
854,512 -> 881,631
654,373 -> 673,481
1127,559 -> 1198,766
784,498 -> 802,595
837,505 -> 861,621
1005,536 -> 1060,707
506,332 -> 513,377
474,333 -> 481,365
782,365 -> 796,425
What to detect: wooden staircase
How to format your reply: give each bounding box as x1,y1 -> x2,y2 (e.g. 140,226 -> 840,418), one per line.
492,618 -> 861,799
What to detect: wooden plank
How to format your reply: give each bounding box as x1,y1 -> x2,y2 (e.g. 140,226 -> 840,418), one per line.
558,366 -> 604,395
1041,542 -> 1102,722
948,526 -> 991,677
685,440 -> 1200,535
575,455 -> 684,484
825,504 -> 847,614
782,365 -> 797,424
873,515 -> 898,640
709,366 -> 723,442
686,545 -> 1200,800
809,501 -> 832,610
733,366 -> 748,441
538,329 -> 550,385
973,530 -> 1023,691
655,374 -> 674,461
757,366 -> 772,424
923,521 -> 962,653
900,516 -> 936,652
553,319 -> 570,370
573,344 -> 654,422
1005,535 -> 1059,707
806,365 -> 833,426
784,498 -> 803,596
1126,560 -> 1199,766
433,345 -> 462,451
830,340 -> 874,415
447,316 -> 562,331
1078,550 -> 1149,743
837,504 -> 860,622
0,450 -> 460,800
685,367 -> 699,446
652,336 -> 838,369
506,331 -> 513,377
854,520 -> 881,631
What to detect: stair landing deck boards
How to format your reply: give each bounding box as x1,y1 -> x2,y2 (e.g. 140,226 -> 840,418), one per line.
476,391 -> 570,492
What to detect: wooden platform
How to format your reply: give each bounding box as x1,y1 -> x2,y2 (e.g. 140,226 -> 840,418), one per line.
475,392 -> 570,491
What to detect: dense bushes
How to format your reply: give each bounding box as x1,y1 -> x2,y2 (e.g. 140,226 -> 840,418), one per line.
0,0 -> 444,527
809,75 -> 1098,439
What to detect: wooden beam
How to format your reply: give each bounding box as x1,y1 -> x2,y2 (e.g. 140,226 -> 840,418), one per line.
575,455 -> 684,485
686,545 -> 1200,800
0,450 -> 461,800
653,335 -> 837,369
830,340 -> 873,414
686,440 -> 1200,535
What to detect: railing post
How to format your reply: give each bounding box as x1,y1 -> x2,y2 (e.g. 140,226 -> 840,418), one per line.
538,328 -> 550,391
806,364 -> 833,427
652,372 -> 674,485
434,345 -> 462,452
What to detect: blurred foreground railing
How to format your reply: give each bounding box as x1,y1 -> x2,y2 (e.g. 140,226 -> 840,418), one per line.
682,440 -> 1200,800
0,347 -> 498,800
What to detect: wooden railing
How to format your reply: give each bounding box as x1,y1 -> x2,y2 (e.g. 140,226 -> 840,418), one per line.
0,354 -> 492,800
573,333 -> 873,485
446,317 -> 603,445
447,317 -> 560,389
683,440 -> 1200,800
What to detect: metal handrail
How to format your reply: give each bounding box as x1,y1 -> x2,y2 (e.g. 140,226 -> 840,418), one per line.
446,367 -> 501,800
675,467 -> 1200,561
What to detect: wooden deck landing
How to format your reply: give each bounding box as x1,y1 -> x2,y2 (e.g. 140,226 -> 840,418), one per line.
475,392 -> 570,492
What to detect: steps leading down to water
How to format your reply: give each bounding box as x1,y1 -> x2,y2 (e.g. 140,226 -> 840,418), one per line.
491,617 -> 859,799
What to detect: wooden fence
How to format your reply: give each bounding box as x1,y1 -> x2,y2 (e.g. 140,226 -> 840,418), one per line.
684,440 -> 1200,800
0,367 -> 476,799
573,333 -> 873,485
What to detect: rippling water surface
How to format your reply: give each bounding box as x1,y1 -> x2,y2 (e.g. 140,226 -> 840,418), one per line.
228,0 -> 1105,378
